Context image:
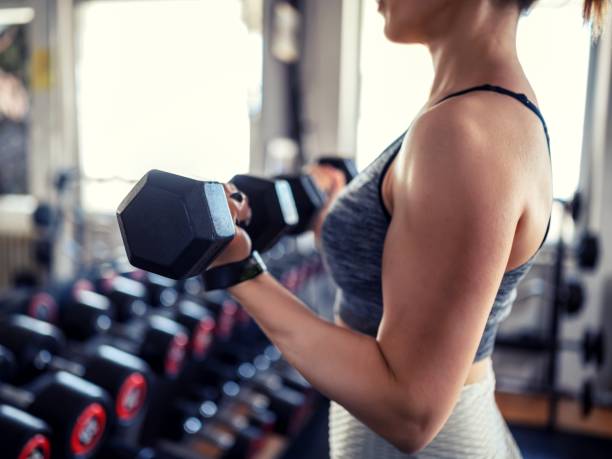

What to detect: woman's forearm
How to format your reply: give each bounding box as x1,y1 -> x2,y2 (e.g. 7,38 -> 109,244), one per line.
228,273 -> 428,450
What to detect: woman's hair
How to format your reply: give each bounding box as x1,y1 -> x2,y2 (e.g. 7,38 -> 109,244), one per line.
515,0 -> 609,33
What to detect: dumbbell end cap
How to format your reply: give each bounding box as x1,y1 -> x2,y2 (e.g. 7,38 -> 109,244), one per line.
117,170 -> 235,279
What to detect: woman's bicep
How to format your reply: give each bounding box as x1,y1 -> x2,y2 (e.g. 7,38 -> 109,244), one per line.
376,117 -> 520,433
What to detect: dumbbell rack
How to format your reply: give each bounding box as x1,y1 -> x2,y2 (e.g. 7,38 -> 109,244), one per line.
496,195 -> 604,431
0,237 -> 330,459
546,211 -> 569,429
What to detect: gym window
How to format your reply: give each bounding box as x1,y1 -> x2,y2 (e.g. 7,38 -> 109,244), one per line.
75,0 -> 261,212
356,0 -> 591,200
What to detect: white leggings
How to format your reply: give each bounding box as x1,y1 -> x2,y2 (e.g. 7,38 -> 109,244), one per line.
329,361 -> 523,459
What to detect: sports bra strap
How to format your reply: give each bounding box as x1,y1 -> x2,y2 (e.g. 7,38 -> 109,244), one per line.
436,83 -> 551,151
435,83 -> 552,250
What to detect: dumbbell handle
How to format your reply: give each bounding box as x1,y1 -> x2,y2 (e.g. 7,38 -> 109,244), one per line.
37,352 -> 85,377
0,384 -> 35,408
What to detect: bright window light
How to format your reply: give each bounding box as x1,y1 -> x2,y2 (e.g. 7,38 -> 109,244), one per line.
0,8 -> 34,25
76,0 -> 254,212
356,0 -> 591,199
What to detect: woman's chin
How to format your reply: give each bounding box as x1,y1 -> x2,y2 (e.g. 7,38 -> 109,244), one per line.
383,24 -> 418,44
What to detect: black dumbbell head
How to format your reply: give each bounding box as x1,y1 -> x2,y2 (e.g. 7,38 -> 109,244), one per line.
563,277 -> 585,315
317,157 -> 358,183
129,272 -> 178,308
275,175 -> 325,235
200,292 -> 238,339
53,278 -> 95,306
84,345 -> 150,425
174,300 -> 216,361
0,289 -> 59,324
577,231 -> 600,270
99,275 -> 148,322
140,316 -> 189,378
230,175 -> 298,252
570,191 -> 582,222
61,290 -> 113,340
29,371 -> 110,459
117,170 -> 236,279
0,316 -> 65,381
0,404 -> 51,459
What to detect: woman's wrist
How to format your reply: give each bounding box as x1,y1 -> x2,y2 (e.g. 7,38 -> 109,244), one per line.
204,252 -> 267,291
227,271 -> 272,301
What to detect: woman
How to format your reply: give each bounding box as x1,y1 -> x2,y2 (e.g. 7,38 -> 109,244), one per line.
213,0 -> 608,457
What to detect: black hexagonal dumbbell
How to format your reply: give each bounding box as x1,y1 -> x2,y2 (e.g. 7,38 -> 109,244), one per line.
1,286 -> 189,383
576,230 -> 600,270
274,174 -> 325,236
0,288 -> 59,323
117,170 -> 236,280
95,273 -> 150,323
162,298 -> 217,362
57,283 -> 195,379
275,157 -> 358,236
117,170 -> 299,281
0,369 -> 111,459
96,273 -> 218,363
108,269 -> 219,360
0,316 -> 150,426
0,404 -> 52,459
89,313 -> 190,380
561,276 -> 585,316
0,281 -> 114,343
54,280 -> 115,341
122,270 -> 179,309
229,175 -> 299,252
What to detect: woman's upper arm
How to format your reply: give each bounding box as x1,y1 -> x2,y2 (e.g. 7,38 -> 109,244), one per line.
376,107 -> 523,438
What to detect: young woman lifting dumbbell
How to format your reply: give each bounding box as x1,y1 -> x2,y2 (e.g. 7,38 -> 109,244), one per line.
214,1 -> 608,457
118,1 -> 608,457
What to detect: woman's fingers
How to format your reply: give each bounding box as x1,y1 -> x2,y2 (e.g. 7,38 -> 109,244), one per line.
305,164 -> 347,198
324,167 -> 347,197
303,164 -> 349,246
205,182 -> 254,268
223,182 -> 252,225
209,226 -> 252,268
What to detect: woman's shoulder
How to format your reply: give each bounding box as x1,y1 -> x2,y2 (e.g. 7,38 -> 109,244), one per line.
403,87 -> 547,173
387,86 -> 549,222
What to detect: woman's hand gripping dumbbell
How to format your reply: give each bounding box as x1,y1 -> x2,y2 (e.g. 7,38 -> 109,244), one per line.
117,171 -> 294,290
117,158 -> 355,289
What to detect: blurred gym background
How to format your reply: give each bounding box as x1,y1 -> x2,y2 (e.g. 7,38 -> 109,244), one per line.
0,0 -> 610,458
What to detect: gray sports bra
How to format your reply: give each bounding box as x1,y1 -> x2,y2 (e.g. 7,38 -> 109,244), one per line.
320,84 -> 550,362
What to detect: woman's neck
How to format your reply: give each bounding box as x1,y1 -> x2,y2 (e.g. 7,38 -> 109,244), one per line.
426,1 -> 524,105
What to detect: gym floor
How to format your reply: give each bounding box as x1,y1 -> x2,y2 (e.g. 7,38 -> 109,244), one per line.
280,393 -> 612,459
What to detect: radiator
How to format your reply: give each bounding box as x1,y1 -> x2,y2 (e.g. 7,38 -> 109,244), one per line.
0,195 -> 38,291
